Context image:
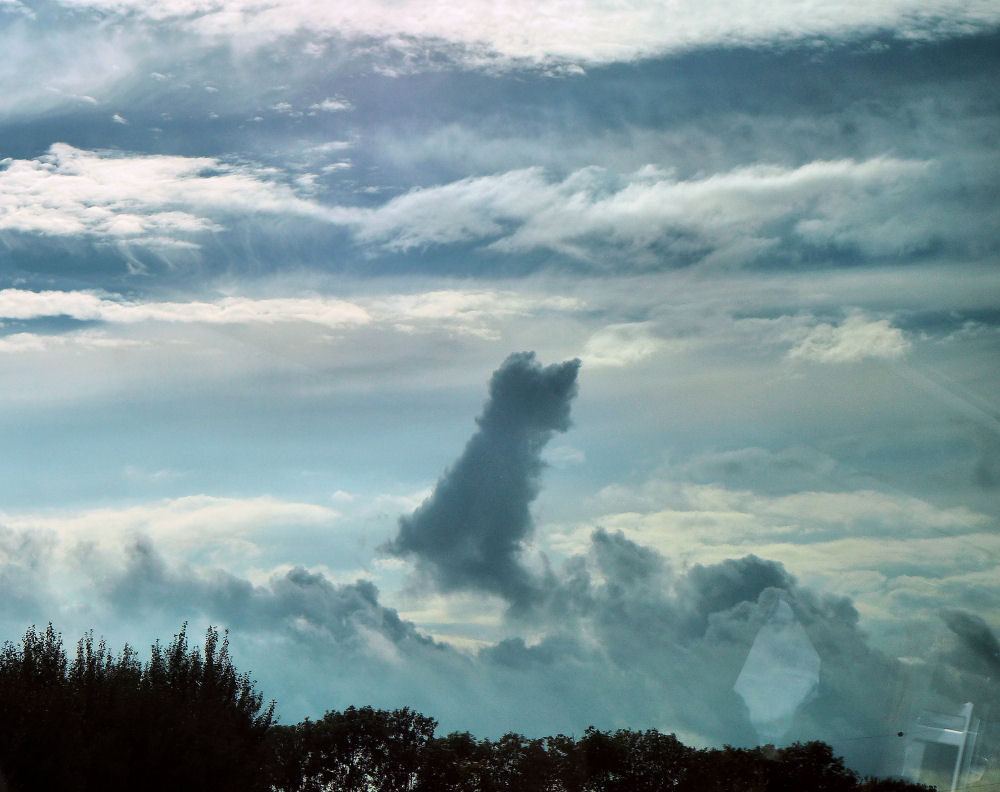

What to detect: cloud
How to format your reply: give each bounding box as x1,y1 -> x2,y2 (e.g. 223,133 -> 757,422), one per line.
0,0 -> 31,14
581,322 -> 665,367
43,0 -> 1000,66
680,554 -> 794,634
385,352 -> 581,608
0,495 -> 354,593
0,330 -> 145,353
940,608 -> 1000,675
677,447 -> 841,496
104,539 -> 428,647
0,351 -> 991,769
788,314 -> 910,363
500,528 -> 909,769
1,495 -> 340,557
0,144 -> 332,246
2,148 -> 980,271
364,290 -> 582,340
0,288 -> 583,350
589,478 -> 989,548
0,490 -> 965,772
17,504 -> 903,766
310,96 -> 353,113
0,289 -> 372,329
334,158 -> 952,267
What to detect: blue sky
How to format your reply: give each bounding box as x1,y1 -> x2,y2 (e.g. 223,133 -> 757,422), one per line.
1,0 -> 999,777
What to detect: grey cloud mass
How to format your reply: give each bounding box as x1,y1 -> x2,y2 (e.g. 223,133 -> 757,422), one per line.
107,539 -> 433,650
941,609 -> 1000,676
386,352 -> 581,608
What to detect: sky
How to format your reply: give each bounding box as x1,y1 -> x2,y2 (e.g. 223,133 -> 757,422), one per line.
1,0 -> 999,778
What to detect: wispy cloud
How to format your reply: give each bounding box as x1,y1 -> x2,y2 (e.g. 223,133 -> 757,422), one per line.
0,287 -> 583,343
0,144 -> 331,245
1,494 -> 339,555
0,330 -> 145,353
2,149 -> 982,270
335,158 -> 945,265
0,289 -> 372,328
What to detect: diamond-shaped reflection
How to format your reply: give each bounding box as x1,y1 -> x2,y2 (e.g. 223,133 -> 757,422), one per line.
734,598 -> 821,743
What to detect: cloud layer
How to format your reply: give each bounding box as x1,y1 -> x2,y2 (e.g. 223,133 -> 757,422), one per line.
40,0 -> 1000,65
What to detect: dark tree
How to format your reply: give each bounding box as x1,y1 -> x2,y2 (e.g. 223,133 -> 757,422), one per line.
269,705 -> 436,792
0,623 -> 273,792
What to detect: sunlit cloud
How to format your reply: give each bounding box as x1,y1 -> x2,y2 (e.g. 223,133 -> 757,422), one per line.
788,314 -> 910,363
0,144 -> 331,245
0,287 -> 582,340
48,0 -> 1000,64
335,158 -> 942,265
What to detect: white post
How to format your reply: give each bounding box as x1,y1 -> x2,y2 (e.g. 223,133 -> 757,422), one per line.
949,702 -> 974,792
901,701 -> 976,791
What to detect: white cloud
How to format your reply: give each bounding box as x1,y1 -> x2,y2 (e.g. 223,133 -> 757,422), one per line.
0,143 -> 333,245
0,330 -> 145,353
1,494 -> 340,556
336,158 -> 936,264
788,314 -> 909,363
49,0 -> 1000,65
364,289 -> 583,339
0,287 -> 583,346
0,289 -> 373,329
568,472 -> 993,566
0,149 -> 956,266
310,96 -> 353,113
310,140 -> 354,153
581,322 -> 665,367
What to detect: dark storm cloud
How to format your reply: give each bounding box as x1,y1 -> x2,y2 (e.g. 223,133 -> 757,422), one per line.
77,526 -> 911,765
941,608 -> 1000,675
680,555 -> 794,635
523,531 -> 908,773
335,521 -> 875,770
20,473 -> 979,776
590,526 -> 663,585
106,539 -> 433,651
385,352 -> 580,608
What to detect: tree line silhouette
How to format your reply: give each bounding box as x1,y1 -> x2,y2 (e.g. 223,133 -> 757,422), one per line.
0,624 -> 935,792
